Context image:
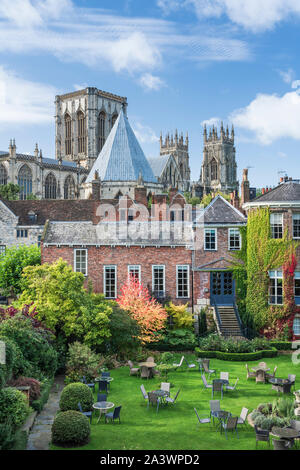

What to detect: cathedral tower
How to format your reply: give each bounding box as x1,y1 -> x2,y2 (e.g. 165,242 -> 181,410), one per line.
199,123 -> 238,196
160,130 -> 191,191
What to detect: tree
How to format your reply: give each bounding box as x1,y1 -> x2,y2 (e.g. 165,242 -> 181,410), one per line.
17,259 -> 111,347
0,184 -> 20,200
165,302 -> 194,329
117,276 -> 168,344
0,245 -> 41,297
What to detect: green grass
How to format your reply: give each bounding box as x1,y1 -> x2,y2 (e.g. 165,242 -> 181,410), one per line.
52,353 -> 300,450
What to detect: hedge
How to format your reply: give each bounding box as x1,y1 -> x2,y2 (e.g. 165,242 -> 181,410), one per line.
195,347 -> 278,361
31,378 -> 53,413
269,341 -> 293,351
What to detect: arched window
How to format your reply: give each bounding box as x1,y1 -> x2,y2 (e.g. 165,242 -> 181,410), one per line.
111,113 -> 118,129
98,111 -> 106,153
18,164 -> 32,200
77,111 -> 86,154
211,158 -> 218,181
45,173 -> 57,199
0,164 -> 7,185
64,175 -> 76,200
65,113 -> 72,156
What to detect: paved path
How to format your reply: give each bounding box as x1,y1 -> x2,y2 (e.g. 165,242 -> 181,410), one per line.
26,375 -> 65,451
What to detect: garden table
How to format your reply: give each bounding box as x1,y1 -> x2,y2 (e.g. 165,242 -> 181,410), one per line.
151,389 -> 169,405
251,366 -> 270,372
269,378 -> 292,394
271,426 -> 300,447
139,362 -> 157,378
93,401 -> 114,424
211,410 -> 231,431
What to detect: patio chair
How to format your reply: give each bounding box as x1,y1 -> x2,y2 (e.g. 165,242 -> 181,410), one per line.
282,382 -> 293,394
184,358 -> 196,370
254,425 -> 270,448
128,360 -> 140,376
165,389 -> 180,405
101,371 -> 111,390
266,366 -> 277,380
209,400 -> 220,425
237,407 -> 248,426
161,382 -> 170,395
245,364 -> 256,380
220,372 -> 229,381
226,378 -> 239,391
255,369 -> 266,383
140,366 -> 151,380
148,392 -> 161,413
105,405 -> 122,424
97,393 -> 107,402
272,438 -> 291,450
98,380 -> 108,394
140,384 -> 148,401
81,376 -> 95,392
288,374 -> 296,390
258,362 -> 267,368
173,356 -> 184,370
78,402 -> 92,423
221,416 -> 238,439
202,361 -> 216,378
212,380 -> 223,399
201,374 -> 212,390
194,408 -> 211,427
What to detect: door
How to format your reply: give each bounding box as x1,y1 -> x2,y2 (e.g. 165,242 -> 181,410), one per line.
210,271 -> 235,305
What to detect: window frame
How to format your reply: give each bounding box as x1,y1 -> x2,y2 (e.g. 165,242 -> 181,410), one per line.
16,229 -> 28,238
293,214 -> 300,239
270,213 -> 283,239
104,265 -> 117,299
268,270 -> 283,305
293,316 -> 300,336
128,265 -> 141,282
152,265 -> 165,297
204,228 -> 217,251
176,265 -> 190,299
228,228 -> 241,251
74,249 -> 88,277
295,271 -> 300,305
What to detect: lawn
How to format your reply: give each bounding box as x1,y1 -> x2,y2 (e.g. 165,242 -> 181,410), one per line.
52,353 -> 299,451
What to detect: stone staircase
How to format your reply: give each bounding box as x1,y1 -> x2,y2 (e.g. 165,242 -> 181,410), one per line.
216,305 -> 244,338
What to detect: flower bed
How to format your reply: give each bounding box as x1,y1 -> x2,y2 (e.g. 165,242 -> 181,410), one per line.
249,397 -> 299,431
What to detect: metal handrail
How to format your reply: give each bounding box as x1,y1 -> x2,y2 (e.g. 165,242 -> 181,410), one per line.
211,299 -> 222,328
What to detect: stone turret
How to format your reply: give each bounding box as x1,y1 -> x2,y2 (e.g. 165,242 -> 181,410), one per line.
160,129 -> 191,191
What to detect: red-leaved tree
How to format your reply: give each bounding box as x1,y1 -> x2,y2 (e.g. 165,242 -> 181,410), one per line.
117,276 -> 168,344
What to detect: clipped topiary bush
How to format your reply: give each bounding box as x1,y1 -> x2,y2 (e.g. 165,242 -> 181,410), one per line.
51,410 -> 90,447
0,387 -> 30,430
59,382 -> 93,412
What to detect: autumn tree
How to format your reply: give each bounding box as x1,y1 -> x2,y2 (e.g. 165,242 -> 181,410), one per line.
117,276 -> 168,344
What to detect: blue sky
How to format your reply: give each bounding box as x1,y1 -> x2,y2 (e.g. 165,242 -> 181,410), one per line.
0,0 -> 300,188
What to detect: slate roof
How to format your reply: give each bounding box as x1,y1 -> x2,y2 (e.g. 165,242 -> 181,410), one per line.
1,200 -> 112,225
251,181 -> 300,203
148,155 -> 172,178
203,195 -> 246,225
86,109 -> 157,184
0,153 -> 88,173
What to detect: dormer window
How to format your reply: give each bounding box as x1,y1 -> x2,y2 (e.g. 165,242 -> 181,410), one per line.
28,211 -> 37,224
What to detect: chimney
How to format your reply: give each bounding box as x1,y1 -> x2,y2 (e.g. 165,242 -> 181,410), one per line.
262,188 -> 265,194
280,177 -> 284,183
232,190 -> 240,210
134,186 -> 147,207
91,171 -> 101,201
241,168 -> 250,205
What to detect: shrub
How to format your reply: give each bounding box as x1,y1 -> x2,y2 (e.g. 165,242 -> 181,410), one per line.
0,417 -> 15,450
51,411 -> 90,447
0,387 -> 30,430
31,379 -> 53,413
160,352 -> 175,364
194,347 -> 278,361
155,329 -> 197,351
59,383 -> 93,412
8,377 -> 41,403
165,302 -> 194,329
65,342 -> 100,384
269,341 -> 292,351
106,302 -> 140,358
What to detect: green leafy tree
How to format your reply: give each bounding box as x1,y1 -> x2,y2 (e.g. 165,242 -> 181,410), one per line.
0,183 -> 20,200
17,259 -> 111,347
0,245 -> 41,297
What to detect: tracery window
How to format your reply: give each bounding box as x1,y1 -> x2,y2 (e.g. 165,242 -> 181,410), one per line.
78,111 -> 86,154
18,164 -> 32,200
65,113 -> 72,156
98,111 -> 106,153
45,173 -> 57,199
64,175 -> 76,200
0,164 -> 7,185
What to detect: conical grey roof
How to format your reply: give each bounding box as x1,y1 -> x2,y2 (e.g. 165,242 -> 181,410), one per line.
86,109 -> 157,183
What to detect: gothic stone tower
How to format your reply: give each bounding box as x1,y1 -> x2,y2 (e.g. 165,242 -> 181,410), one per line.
160,130 -> 191,191
200,123 -> 238,196
55,87 -> 128,170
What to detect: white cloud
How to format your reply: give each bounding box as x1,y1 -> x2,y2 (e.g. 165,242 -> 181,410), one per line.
158,0 -> 300,32
278,68 -> 294,84
230,90 -> 300,145
0,66 -> 56,125
132,121 -> 159,144
292,80 -> 300,89
201,117 -> 221,126
139,73 -> 166,91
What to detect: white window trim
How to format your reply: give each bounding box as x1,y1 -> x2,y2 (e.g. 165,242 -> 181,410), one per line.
128,265 -> 141,282
228,228 -> 241,251
152,265 -> 165,295
293,214 -> 300,239
204,228 -> 217,251
74,249 -> 88,277
103,265 -> 117,299
293,315 -> 300,335
268,270 -> 283,305
270,213 -> 283,239
176,265 -> 190,298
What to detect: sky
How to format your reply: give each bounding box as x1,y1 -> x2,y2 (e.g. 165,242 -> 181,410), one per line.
0,0 -> 300,188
